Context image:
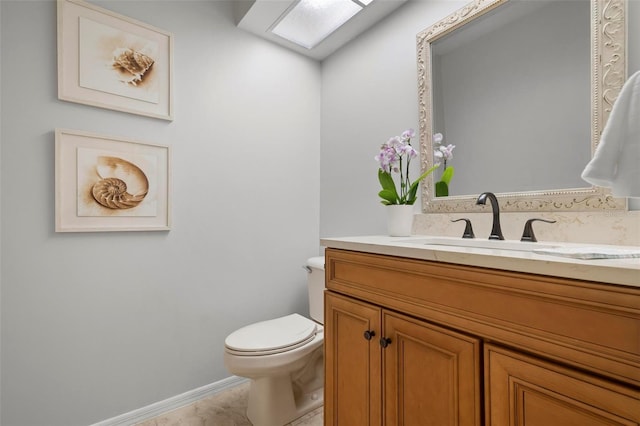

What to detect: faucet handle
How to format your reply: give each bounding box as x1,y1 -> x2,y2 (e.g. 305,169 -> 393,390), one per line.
451,218 -> 475,239
521,218 -> 556,242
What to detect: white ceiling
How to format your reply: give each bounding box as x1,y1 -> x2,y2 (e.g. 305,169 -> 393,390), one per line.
236,0 -> 408,61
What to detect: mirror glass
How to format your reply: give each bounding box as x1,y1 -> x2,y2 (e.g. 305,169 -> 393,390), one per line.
417,0 -> 627,212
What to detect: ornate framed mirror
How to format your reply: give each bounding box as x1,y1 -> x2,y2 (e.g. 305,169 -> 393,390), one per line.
417,0 -> 627,212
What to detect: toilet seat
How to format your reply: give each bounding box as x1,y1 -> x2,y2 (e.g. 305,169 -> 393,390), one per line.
225,313 -> 318,356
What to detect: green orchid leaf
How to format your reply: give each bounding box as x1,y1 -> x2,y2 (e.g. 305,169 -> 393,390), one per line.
406,183 -> 419,205
378,170 -> 396,191
415,164 -> 440,185
378,170 -> 399,203
435,181 -> 449,197
406,166 -> 439,204
378,189 -> 398,204
441,166 -> 455,185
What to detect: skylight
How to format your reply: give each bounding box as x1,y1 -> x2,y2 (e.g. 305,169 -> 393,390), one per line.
271,0 -> 371,49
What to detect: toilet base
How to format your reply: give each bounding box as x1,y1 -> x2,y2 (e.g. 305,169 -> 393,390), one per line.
245,347 -> 323,426
246,377 -> 323,426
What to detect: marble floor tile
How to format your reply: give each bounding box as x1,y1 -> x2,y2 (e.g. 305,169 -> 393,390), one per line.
136,381 -> 323,426
288,406 -> 323,426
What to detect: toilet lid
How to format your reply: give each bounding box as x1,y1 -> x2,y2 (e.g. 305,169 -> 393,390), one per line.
225,313 -> 318,354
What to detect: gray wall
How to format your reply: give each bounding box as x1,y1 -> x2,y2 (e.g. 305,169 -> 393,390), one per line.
320,0 -> 467,238
0,1 -> 320,425
320,0 -> 640,238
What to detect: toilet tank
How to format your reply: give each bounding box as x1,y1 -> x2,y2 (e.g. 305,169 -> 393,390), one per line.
306,256 -> 326,324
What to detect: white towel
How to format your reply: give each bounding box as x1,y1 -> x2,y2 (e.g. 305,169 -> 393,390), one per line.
581,70 -> 640,197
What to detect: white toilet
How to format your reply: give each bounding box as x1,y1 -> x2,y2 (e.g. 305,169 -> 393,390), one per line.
224,256 -> 325,426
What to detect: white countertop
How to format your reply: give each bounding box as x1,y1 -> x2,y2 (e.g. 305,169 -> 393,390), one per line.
320,235 -> 640,288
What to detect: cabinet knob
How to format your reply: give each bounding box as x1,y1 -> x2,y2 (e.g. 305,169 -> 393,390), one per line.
363,330 -> 376,340
380,337 -> 392,348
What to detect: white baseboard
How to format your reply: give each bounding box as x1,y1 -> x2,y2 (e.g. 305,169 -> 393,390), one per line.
91,376 -> 248,426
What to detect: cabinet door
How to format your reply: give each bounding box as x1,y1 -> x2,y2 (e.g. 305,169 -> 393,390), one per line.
485,344 -> 640,426
325,292 -> 382,426
383,311 -> 482,426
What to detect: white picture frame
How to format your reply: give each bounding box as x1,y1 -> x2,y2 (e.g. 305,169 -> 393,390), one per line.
57,0 -> 174,120
55,129 -> 171,232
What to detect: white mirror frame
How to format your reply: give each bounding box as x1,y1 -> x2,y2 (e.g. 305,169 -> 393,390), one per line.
417,0 -> 627,213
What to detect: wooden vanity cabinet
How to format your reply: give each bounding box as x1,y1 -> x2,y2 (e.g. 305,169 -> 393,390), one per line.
485,345 -> 640,426
324,292 -> 481,426
323,248 -> 640,426
324,292 -> 382,425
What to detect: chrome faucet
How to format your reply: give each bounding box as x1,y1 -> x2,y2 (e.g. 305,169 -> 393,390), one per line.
476,192 -> 504,240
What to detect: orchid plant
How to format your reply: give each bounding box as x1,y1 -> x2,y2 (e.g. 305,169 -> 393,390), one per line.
433,133 -> 456,197
375,129 -> 439,205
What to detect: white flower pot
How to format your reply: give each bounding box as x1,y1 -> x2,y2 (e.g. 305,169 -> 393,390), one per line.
386,204 -> 414,237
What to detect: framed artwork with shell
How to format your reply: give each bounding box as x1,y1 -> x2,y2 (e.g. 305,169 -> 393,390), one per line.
55,129 -> 171,232
57,0 -> 174,120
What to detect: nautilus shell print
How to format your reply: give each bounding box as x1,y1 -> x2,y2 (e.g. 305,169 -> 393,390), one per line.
91,156 -> 149,210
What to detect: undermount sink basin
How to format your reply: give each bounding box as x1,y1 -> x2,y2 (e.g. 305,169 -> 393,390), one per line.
398,237 -> 559,252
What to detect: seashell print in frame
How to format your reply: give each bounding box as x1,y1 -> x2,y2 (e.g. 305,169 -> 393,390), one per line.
57,0 -> 174,120
55,129 -> 171,232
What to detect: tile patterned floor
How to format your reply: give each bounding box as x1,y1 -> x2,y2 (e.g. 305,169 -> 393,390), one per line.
136,381 -> 323,426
